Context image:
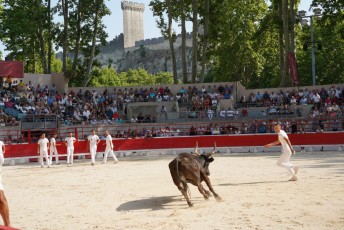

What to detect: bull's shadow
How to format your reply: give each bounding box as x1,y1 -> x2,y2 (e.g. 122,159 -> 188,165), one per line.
116,196 -> 179,211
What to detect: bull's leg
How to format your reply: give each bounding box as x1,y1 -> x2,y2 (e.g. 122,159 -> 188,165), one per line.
178,182 -> 193,207
203,176 -> 222,201
197,183 -> 210,200
203,188 -> 212,197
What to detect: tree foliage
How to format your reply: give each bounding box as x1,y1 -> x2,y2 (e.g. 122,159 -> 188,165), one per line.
87,67 -> 173,87
0,0 -> 343,88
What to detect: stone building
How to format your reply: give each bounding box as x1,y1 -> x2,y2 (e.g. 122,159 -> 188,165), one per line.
121,1 -> 145,49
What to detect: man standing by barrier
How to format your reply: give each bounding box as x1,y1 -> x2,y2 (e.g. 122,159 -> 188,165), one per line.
88,130 -> 100,166
264,123 -> 299,181
49,134 -> 59,165
0,139 -> 11,227
103,131 -> 119,164
64,133 -> 76,165
37,134 -> 51,168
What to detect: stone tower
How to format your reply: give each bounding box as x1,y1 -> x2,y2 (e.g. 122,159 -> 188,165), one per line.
121,1 -> 145,48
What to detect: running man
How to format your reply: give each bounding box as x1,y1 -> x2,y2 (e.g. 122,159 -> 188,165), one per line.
37,134 -> 51,168
264,123 -> 299,181
103,131 -> 119,164
49,134 -> 59,165
88,130 -> 100,166
0,139 -> 10,227
64,133 -> 76,165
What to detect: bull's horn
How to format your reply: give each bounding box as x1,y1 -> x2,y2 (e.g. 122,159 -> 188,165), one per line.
194,141 -> 199,155
207,142 -> 217,157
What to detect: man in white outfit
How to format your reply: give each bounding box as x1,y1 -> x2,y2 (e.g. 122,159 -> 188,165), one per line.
49,134 -> 59,165
64,133 -> 76,165
37,133 -> 51,168
264,123 -> 299,181
0,140 -> 11,227
103,131 -> 119,164
88,130 -> 100,165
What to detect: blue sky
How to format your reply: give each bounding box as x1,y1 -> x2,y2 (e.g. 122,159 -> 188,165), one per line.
0,0 -> 313,57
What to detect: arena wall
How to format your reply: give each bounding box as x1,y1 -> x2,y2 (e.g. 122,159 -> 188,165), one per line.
12,73 -> 67,93
4,132 -> 344,160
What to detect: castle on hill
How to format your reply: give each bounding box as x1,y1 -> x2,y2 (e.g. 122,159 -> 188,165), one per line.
96,0 -> 194,80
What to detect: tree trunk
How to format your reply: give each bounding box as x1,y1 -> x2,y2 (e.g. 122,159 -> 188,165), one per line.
289,0 -> 295,53
62,0 -> 69,76
180,1 -> 187,83
35,0 -> 47,74
200,0 -> 209,83
278,1 -> 284,85
71,0 -> 82,79
47,0 -> 52,74
280,0 -> 289,87
167,0 -> 178,84
191,0 -> 198,83
83,0 -> 101,86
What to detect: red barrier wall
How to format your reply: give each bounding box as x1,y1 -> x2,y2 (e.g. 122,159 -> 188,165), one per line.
4,132 -> 344,158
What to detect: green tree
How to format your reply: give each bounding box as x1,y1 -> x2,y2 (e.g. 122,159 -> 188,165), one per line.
150,0 -> 178,84
0,0 -> 51,73
199,0 -> 210,83
89,67 -> 124,87
208,0 -> 268,88
190,0 -> 198,83
54,0 -> 110,84
155,72 -> 174,85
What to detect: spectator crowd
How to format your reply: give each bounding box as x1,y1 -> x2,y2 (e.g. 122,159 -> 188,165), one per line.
0,77 -> 343,138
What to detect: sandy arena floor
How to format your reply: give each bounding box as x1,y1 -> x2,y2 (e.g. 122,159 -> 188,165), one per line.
3,151 -> 344,230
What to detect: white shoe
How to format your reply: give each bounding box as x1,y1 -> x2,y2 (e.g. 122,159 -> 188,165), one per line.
114,160 -> 119,164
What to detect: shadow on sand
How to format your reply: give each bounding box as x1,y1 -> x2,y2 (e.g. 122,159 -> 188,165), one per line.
117,196 -> 179,211
218,180 -> 286,186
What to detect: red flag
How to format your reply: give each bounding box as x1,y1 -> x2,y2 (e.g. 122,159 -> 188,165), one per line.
288,53 -> 298,85
0,61 -> 24,78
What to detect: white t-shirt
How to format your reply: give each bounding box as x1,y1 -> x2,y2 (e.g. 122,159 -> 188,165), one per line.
38,138 -> 49,151
50,137 -> 56,149
65,137 -> 76,148
106,135 -> 113,148
0,141 -> 4,155
278,130 -> 291,153
83,110 -> 91,119
88,135 -> 99,148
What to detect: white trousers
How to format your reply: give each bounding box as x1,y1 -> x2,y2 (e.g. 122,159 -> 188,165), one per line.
67,147 -> 74,164
277,151 -> 296,176
90,146 -> 97,164
40,150 -> 51,167
49,147 -> 59,164
0,154 -> 4,166
103,147 -> 118,163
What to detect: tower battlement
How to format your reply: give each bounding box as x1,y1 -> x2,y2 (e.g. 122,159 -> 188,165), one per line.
121,1 -> 145,12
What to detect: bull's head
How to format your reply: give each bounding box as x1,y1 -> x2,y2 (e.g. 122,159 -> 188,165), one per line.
200,142 -> 216,176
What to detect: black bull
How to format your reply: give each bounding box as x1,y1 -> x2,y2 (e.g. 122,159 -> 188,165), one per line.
168,143 -> 222,207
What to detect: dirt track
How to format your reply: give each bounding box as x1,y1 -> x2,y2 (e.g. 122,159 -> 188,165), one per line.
4,151 -> 344,229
